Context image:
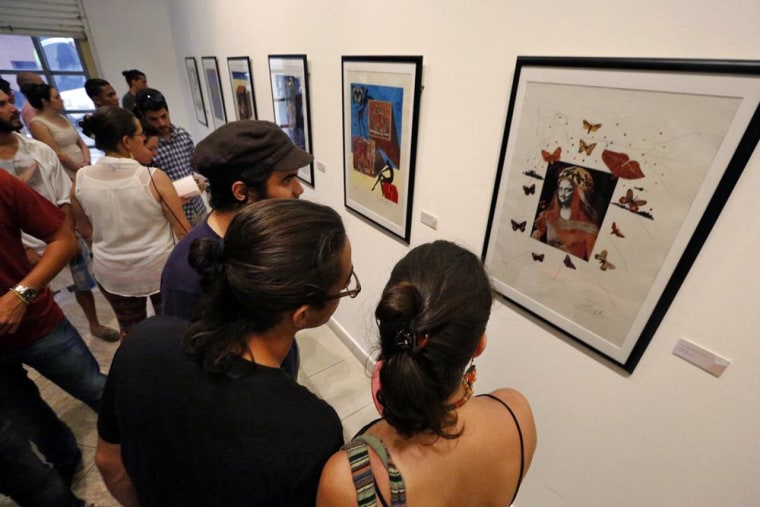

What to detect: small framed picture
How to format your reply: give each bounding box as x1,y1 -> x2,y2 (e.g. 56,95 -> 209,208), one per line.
268,54 -> 313,186
227,56 -> 257,121
201,56 -> 227,128
184,57 -> 207,127
341,56 -> 423,243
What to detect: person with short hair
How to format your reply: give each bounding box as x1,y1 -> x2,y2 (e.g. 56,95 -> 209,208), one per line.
97,199 -> 357,506
160,120 -> 307,374
25,83 -> 90,179
0,90 -> 106,506
72,107 -> 190,339
0,88 -> 118,343
134,88 -> 207,224
120,69 -> 146,112
84,78 -> 119,108
16,72 -> 43,128
318,240 -> 537,507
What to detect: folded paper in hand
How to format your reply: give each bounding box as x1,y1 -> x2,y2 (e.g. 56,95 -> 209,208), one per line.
173,175 -> 202,198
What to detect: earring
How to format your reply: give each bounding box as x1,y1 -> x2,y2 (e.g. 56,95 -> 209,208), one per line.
463,360 -> 477,391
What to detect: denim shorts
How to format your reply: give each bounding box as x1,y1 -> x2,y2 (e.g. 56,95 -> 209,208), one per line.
68,236 -> 96,291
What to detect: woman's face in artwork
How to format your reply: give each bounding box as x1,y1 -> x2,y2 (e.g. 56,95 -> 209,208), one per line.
557,178 -> 574,207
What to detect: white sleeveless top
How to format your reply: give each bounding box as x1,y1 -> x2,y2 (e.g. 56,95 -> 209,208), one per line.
75,157 -> 174,296
29,114 -> 85,179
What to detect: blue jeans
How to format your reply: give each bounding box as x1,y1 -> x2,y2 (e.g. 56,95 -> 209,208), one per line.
0,416 -> 83,507
0,318 -> 104,500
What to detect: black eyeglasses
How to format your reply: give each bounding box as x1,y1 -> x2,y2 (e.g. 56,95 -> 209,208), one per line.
326,269 -> 361,300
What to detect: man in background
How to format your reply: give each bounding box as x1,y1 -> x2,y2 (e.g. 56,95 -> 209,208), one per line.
161,120 -> 309,376
134,87 -> 207,224
84,78 -> 120,108
16,72 -> 43,128
0,86 -> 118,342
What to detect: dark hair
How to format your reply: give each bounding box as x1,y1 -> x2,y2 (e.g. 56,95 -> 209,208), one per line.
134,88 -> 168,114
79,107 -> 138,152
376,240 -> 493,439
122,69 -> 145,86
139,118 -> 160,139
24,83 -> 53,110
84,78 -> 110,100
205,168 -> 271,212
184,199 -> 347,375
0,78 -> 11,97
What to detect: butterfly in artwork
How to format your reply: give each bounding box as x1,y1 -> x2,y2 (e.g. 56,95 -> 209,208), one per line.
582,119 -> 602,134
541,147 -> 561,164
594,250 -> 616,271
563,254 -> 576,270
531,252 -> 544,262
578,139 -> 596,156
619,189 -> 647,212
511,219 -> 527,232
523,183 -> 535,195
611,222 -> 625,238
602,149 -> 645,179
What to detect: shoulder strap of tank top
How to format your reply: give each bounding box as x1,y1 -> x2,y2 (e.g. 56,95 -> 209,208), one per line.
478,393 -> 525,505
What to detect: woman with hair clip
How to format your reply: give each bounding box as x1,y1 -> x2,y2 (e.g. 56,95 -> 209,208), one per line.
70,106 -> 190,339
318,240 -> 537,507
96,199 -> 359,506
25,82 -> 91,179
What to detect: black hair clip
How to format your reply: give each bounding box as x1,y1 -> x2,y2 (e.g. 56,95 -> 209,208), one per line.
395,329 -> 413,351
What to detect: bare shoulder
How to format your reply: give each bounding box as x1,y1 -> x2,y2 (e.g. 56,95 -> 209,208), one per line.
316,449 -> 357,507
484,388 -> 537,469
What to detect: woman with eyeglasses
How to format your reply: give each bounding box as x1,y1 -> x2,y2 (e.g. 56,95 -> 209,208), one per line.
70,106 -> 190,339
317,240 -> 537,507
24,82 -> 90,179
96,199 -> 359,506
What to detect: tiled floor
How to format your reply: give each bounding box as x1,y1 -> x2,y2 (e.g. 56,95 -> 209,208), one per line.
0,286 -> 375,506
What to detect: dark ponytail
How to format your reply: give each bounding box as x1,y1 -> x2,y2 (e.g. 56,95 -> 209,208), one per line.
184,199 -> 347,376
376,240 -> 493,439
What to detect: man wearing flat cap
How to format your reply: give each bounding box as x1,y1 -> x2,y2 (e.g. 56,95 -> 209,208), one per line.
160,120 -> 310,376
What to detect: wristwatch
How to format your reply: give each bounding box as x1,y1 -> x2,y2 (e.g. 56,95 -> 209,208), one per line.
10,284 -> 39,305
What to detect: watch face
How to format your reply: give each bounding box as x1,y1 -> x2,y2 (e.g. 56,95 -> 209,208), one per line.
15,285 -> 38,301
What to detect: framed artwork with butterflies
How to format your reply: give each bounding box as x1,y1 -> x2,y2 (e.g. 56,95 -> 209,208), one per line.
483,56 -> 760,372
341,56 -> 423,243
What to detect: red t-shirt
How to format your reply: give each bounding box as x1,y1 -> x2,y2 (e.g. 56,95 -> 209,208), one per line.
0,170 -> 65,351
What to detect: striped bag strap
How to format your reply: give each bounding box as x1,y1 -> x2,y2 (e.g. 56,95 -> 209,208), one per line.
354,435 -> 407,507
344,439 -> 379,507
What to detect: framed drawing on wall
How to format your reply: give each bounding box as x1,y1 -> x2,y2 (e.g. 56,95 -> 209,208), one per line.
227,56 -> 257,121
269,54 -> 314,186
482,57 -> 760,373
201,56 -> 227,129
341,56 -> 423,243
184,57 -> 207,127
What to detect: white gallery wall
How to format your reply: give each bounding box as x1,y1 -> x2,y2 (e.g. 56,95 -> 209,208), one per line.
82,1 -> 760,505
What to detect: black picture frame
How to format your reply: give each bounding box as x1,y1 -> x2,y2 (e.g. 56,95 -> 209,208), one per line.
482,56 -> 760,372
341,55 -> 423,244
184,57 -> 207,127
226,56 -> 258,121
268,54 -> 314,186
201,56 -> 227,129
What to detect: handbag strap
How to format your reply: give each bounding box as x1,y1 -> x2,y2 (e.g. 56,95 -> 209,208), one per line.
343,435 -> 407,507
